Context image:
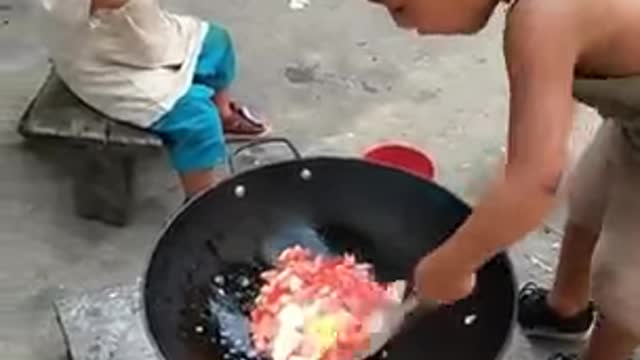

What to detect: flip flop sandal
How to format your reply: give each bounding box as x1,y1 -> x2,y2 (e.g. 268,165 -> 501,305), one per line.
223,102 -> 272,140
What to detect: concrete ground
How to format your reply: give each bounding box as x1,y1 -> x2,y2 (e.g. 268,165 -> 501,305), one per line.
0,0 -> 635,359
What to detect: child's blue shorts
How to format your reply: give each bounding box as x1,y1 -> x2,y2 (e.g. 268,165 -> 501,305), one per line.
150,23 -> 235,173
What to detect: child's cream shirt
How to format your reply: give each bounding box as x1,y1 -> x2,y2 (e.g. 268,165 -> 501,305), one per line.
39,0 -> 207,127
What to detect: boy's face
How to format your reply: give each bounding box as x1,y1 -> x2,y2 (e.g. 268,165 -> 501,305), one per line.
369,0 -> 499,35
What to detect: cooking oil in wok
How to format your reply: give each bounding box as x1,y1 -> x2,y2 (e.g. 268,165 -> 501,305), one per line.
196,263 -> 266,360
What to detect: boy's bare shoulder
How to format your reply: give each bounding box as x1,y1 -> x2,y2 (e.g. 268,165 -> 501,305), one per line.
504,0 -> 584,52
505,0 -> 640,76
503,0 -> 582,72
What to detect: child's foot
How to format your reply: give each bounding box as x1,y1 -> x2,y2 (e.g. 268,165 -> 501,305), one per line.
221,102 -> 270,140
518,282 -> 596,341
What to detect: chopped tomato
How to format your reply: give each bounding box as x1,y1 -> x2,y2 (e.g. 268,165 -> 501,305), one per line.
250,246 -> 398,360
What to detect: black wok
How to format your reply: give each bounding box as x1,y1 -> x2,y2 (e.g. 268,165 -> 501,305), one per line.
143,139 -> 517,360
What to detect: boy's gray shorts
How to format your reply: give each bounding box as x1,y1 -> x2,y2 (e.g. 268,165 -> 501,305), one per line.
570,77 -> 640,337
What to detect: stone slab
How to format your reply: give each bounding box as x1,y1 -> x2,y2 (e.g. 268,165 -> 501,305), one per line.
53,281 -> 158,360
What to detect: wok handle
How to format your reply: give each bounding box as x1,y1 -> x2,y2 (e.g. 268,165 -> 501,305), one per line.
228,137 -> 302,174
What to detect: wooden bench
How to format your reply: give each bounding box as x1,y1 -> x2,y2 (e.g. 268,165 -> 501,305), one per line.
19,70 -> 164,227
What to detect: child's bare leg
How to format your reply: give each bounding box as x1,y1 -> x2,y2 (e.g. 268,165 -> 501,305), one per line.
586,126 -> 640,358
546,123 -> 614,317
518,124 -> 610,340
581,315 -> 638,360
547,222 -> 599,316
212,90 -> 233,119
180,169 -> 225,198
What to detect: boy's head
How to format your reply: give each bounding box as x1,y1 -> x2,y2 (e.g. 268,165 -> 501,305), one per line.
369,0 -> 503,35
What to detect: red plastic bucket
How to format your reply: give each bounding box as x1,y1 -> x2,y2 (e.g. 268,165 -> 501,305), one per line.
363,142 -> 436,181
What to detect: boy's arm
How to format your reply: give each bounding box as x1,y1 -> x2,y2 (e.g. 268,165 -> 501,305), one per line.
416,4 -> 581,301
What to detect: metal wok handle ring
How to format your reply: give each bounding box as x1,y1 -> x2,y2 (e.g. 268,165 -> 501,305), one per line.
227,137 -> 302,174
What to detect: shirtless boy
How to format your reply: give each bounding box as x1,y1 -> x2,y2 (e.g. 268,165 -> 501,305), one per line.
368,0 -> 640,358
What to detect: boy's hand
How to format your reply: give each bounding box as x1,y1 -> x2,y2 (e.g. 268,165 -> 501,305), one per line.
413,250 -> 477,304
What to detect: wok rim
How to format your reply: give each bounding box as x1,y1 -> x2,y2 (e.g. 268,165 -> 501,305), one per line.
140,156 -> 519,360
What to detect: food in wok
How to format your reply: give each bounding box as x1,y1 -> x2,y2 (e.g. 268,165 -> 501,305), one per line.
143,157 -> 517,360
250,246 -> 406,360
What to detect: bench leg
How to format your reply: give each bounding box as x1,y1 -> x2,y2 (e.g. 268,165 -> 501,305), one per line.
72,147 -> 135,227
